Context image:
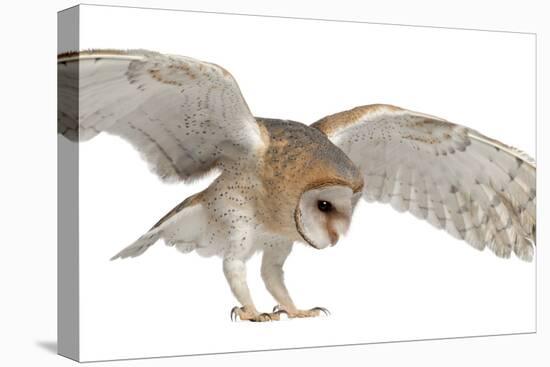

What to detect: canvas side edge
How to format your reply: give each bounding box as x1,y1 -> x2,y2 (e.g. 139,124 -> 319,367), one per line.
57,5 -> 80,362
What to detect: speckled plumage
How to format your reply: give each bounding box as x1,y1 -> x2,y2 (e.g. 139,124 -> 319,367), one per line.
58,49 -> 536,322
312,104 -> 536,261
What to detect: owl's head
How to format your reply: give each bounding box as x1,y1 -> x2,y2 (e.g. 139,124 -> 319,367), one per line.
295,184 -> 362,249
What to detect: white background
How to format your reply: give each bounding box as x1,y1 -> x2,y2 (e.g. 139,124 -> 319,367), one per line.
1,0 -> 548,366
76,5 -> 537,362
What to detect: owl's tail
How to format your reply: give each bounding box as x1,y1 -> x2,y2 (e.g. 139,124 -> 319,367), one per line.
110,194 -> 207,261
110,229 -> 161,260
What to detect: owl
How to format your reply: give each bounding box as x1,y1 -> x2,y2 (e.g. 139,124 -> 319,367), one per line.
58,49 -> 536,322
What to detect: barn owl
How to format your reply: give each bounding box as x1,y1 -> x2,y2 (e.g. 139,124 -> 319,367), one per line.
58,49 -> 536,322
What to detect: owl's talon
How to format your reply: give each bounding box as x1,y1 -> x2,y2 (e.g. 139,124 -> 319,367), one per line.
229,306 -> 281,322
272,306 -> 331,318
230,306 -> 240,322
310,306 -> 331,316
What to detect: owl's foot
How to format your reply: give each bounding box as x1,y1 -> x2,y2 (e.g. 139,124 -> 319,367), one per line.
273,305 -> 331,318
230,306 -> 287,322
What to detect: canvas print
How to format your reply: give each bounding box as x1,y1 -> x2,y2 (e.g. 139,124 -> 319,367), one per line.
58,4 -> 536,362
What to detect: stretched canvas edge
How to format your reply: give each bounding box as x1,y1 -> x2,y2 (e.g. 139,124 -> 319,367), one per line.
57,5 -> 80,362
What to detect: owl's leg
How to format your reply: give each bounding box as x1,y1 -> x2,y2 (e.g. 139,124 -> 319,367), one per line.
261,243 -> 296,312
223,257 -> 272,322
261,243 -> 330,319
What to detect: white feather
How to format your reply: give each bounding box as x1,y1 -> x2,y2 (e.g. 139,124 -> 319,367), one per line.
313,104 -> 536,261
110,202 -> 207,260
58,49 -> 265,182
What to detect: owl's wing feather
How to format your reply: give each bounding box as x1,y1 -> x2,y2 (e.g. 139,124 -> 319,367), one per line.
110,199 -> 207,260
312,104 -> 536,261
58,49 -> 264,182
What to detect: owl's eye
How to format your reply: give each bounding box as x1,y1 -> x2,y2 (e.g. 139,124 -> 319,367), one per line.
317,200 -> 333,212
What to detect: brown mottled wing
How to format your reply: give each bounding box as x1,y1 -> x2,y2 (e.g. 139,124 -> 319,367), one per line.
312,104 -> 536,261
58,49 -> 264,182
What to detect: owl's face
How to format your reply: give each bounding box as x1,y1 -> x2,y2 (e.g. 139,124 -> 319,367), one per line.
295,185 -> 361,249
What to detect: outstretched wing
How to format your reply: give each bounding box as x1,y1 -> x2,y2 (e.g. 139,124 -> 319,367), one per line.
312,104 -> 536,261
58,49 -> 264,182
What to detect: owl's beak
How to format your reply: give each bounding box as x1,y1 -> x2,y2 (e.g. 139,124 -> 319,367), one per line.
328,226 -> 339,246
